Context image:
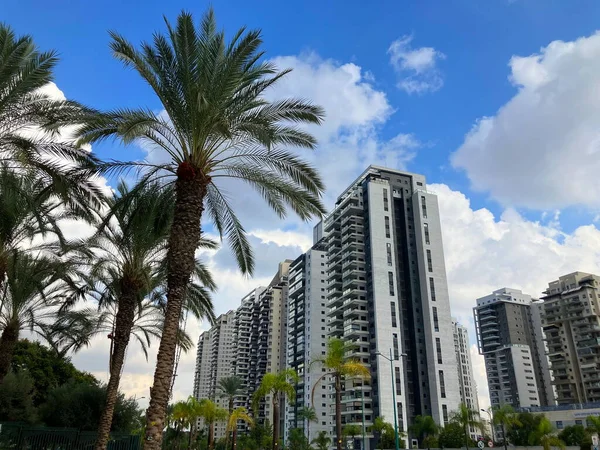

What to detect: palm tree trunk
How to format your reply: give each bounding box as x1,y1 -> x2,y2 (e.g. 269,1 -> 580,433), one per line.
272,396 -> 280,450
335,375 -> 342,450
231,428 -> 237,450
95,293 -> 137,450
208,422 -> 215,450
0,321 -> 19,383
503,424 -> 507,450
144,168 -> 208,449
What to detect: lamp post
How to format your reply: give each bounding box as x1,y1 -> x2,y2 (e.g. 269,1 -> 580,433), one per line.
375,350 -> 407,450
481,409 -> 493,442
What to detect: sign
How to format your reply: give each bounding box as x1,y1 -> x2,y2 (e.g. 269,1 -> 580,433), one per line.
488,441 -> 494,448
478,441 -> 485,449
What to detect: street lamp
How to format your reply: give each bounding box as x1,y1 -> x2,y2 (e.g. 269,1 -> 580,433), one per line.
375,350 -> 407,450
481,409 -> 493,441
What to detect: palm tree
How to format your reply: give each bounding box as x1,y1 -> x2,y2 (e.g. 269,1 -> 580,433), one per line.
227,407 -> 253,450
310,338 -> 370,450
76,10 -> 325,448
529,417 -> 565,450
450,403 -> 482,449
492,404 -> 521,450
218,375 -> 244,415
170,399 -> 193,450
75,182 -> 216,450
410,415 -> 438,450
296,406 -> 317,441
312,431 -> 331,450
0,251 -> 85,381
253,369 -> 299,450
587,415 -> 600,434
198,399 -> 228,450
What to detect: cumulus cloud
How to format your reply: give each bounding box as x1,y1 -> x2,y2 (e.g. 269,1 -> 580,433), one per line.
452,31 -> 600,209
388,35 -> 446,94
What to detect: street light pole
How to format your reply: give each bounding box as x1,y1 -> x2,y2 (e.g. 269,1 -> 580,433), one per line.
376,350 -> 404,450
481,409 -> 493,441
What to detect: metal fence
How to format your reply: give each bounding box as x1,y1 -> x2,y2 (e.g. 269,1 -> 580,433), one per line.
0,423 -> 141,450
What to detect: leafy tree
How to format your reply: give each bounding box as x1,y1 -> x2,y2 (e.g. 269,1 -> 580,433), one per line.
10,339 -> 97,406
39,380 -> 141,432
227,406 -> 253,450
529,417 -> 565,450
286,428 -> 311,450
198,399 -> 228,450
311,431 -> 331,450
0,370 -> 36,422
558,425 -> 589,447
77,9 -> 326,448
410,415 -> 438,450
450,403 -> 482,449
238,422 -> 273,450
254,369 -> 298,450
296,406 -> 317,441
438,423 -> 473,449
311,339 -> 370,450
587,416 -> 600,434
508,412 -> 544,446
492,404 -> 521,450
371,417 -> 397,450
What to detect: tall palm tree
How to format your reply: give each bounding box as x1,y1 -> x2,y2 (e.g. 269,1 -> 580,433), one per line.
170,399 -> 193,450
450,403 -> 482,449
529,417 -> 565,450
198,399 -> 228,450
73,182 -> 216,450
227,406 -> 253,450
310,338 -> 370,450
218,375 -> 243,415
0,251 -> 85,381
493,404 -> 521,450
409,415 -> 438,450
296,406 -> 317,441
253,369 -> 299,450
76,10 -> 325,448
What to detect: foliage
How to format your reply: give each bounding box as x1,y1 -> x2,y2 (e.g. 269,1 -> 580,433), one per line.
10,339 -> 98,406
0,370 -> 37,423
438,422 -> 474,449
218,375 -> 243,413
311,431 -> 331,450
507,412 -> 544,446
38,380 -> 141,432
587,416 -> 600,433
558,425 -> 590,447
492,404 -> 521,448
343,424 -> 361,438
286,428 -> 312,450
410,415 -> 438,449
237,423 -> 273,450
450,403 -> 482,448
371,417 -> 399,449
529,417 -> 565,450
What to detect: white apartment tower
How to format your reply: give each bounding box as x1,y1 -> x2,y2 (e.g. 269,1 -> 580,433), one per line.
318,166 -> 461,444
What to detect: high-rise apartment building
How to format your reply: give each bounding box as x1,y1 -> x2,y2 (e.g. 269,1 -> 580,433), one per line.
540,272 -> 600,404
284,243 -> 330,441
318,166 -> 460,441
474,288 -> 554,408
193,332 -> 211,400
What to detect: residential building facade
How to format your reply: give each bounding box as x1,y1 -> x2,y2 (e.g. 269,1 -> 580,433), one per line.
318,166 -> 461,445
540,272 -> 600,404
474,288 -> 554,409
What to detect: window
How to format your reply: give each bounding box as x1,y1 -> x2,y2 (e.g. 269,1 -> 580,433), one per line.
391,302 -> 397,327
433,307 -> 439,332
421,196 -> 427,218
556,421 -> 563,430
388,272 -> 395,296
393,333 -> 400,360
429,278 -> 436,301
442,405 -> 448,425
395,367 -> 402,395
385,216 -> 391,238
427,250 -> 433,272
424,223 -> 430,244
436,338 -> 443,364
439,371 -> 446,398
387,243 -> 393,266
383,189 -> 389,212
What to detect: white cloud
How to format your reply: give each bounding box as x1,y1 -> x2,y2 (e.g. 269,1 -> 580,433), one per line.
452,31 -> 600,209
388,35 -> 446,94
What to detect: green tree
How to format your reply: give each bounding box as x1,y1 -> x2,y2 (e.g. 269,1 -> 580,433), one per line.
507,412 -> 543,446
226,406 -> 253,450
77,10 -> 325,448
198,399 -> 228,450
311,339 -> 370,450
587,416 -> 600,434
238,422 -> 273,450
439,423 -> 471,449
343,424 -> 361,449
450,403 -> 482,449
10,339 -> 97,406
371,417 -> 397,450
39,380 -> 141,432
0,370 -> 37,422
410,415 -> 438,450
286,428 -> 311,450
492,404 -> 521,450
296,406 -> 317,441
311,431 -> 331,450
254,369 -> 299,450
558,425 -> 589,447
218,375 -> 244,415
77,181 -> 217,450
529,417 -> 565,450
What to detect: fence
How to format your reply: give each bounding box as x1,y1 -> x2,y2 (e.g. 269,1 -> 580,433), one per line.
0,423 -> 141,450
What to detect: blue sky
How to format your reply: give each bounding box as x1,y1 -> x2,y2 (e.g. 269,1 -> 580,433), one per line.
7,0 -> 600,406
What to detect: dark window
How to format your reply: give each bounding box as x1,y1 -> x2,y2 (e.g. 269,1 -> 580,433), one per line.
395,367 -> 402,395
385,216 -> 391,238
424,223 -> 430,244
388,272 -> 395,296
433,307 -> 439,332
439,371 -> 446,398
383,189 -> 389,212
387,243 -> 393,266
393,333 -> 399,360
436,337 -> 443,363
442,405 -> 448,425
429,278 -> 436,302
427,250 -> 433,272
391,302 -> 397,327
421,196 -> 427,218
